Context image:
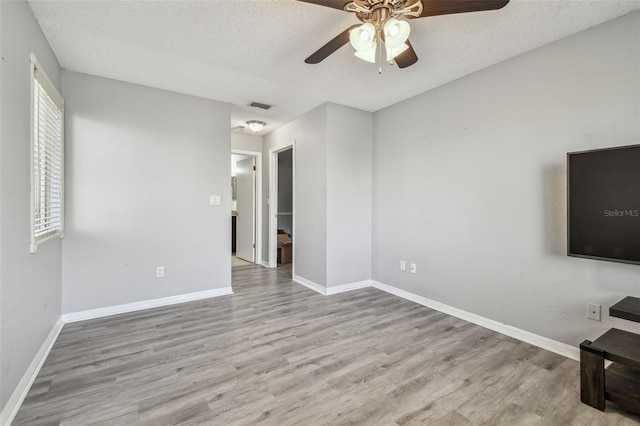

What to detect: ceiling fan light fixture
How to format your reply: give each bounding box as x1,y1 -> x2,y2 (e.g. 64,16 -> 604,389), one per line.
301,0 -> 511,70
386,42 -> 409,61
383,18 -> 410,49
354,41 -> 377,63
349,23 -> 376,52
246,120 -> 266,133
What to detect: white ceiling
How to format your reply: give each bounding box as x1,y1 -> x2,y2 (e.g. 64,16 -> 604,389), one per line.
29,0 -> 640,135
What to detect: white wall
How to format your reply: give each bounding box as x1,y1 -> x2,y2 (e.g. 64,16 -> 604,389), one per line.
61,71 -> 231,313
0,0 -> 62,409
326,104 -> 372,288
372,11 -> 640,346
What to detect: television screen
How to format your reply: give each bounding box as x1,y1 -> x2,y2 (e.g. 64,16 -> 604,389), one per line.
567,144 -> 640,265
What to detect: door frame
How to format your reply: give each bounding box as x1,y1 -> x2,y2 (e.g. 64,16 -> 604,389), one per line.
232,149 -> 262,266
268,141 -> 295,269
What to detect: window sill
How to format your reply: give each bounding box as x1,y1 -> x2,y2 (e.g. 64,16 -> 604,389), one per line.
31,231 -> 64,253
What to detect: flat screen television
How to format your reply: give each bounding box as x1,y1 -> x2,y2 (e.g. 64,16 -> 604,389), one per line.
567,144 -> 640,265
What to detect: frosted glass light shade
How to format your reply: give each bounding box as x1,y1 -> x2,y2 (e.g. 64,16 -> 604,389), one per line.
246,120 -> 266,132
350,23 -> 376,52
386,43 -> 409,61
354,41 -> 377,63
383,19 -> 410,49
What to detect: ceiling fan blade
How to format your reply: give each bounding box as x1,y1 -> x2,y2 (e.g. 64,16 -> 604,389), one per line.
413,0 -> 509,18
395,41 -> 418,69
296,0 -> 351,11
305,25 -> 359,64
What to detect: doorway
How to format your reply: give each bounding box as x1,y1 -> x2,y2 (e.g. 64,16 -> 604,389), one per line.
231,150 -> 262,267
268,143 -> 294,271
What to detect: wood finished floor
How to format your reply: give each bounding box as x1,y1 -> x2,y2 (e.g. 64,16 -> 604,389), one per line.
14,264 -> 640,425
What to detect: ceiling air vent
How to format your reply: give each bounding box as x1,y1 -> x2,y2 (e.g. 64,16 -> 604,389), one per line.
248,102 -> 272,110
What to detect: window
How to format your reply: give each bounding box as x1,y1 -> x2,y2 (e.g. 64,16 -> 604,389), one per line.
30,54 -> 64,253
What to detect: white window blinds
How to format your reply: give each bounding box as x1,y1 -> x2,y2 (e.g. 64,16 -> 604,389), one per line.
31,54 -> 64,253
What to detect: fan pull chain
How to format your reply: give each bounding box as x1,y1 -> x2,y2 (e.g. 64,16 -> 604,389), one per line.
377,30 -> 383,74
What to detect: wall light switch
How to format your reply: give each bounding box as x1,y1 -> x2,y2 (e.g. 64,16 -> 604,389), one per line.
210,195 -> 221,206
400,260 -> 406,271
156,266 -> 164,278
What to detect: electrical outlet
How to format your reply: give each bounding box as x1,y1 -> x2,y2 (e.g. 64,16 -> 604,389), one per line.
587,303 -> 601,321
156,266 -> 164,278
410,263 -> 417,274
400,260 -> 406,271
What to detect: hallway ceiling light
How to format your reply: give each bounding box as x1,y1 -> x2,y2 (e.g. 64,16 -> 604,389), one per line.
246,120 -> 266,133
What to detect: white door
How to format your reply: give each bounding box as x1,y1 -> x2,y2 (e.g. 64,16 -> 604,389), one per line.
236,157 -> 255,262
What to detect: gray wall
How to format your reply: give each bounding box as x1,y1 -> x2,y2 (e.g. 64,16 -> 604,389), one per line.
263,105 -> 328,285
232,132 -> 262,153
372,11 -> 640,346
277,149 -> 293,235
326,104 -> 372,287
0,0 -> 62,409
61,71 -> 231,313
263,103 -> 373,288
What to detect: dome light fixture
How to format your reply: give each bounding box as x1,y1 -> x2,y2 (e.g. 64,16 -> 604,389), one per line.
246,120 -> 266,133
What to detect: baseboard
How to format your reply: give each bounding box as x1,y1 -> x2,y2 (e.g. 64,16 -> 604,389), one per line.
293,274 -> 326,295
371,280 -> 579,361
1,317 -> 64,426
325,280 -> 373,295
62,287 -> 234,323
292,276 -> 374,296
261,261 -> 270,268
289,276 -> 577,360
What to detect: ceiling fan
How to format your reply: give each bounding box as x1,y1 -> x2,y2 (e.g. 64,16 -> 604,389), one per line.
298,0 -> 510,71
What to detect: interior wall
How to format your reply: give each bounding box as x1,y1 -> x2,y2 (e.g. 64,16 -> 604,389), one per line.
326,104 -> 372,288
0,0 -> 3,409
372,11 -> 640,347
263,103 -> 373,288
61,71 -> 231,313
232,132 -> 262,153
231,154 -> 251,177
0,0 -> 3,411
277,149 -> 293,235
263,105 -> 327,284
0,0 -> 62,409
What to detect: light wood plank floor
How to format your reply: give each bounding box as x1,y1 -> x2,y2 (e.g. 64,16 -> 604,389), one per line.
14,264 -> 640,425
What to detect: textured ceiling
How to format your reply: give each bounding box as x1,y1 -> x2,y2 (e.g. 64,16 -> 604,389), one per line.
29,0 -> 640,135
